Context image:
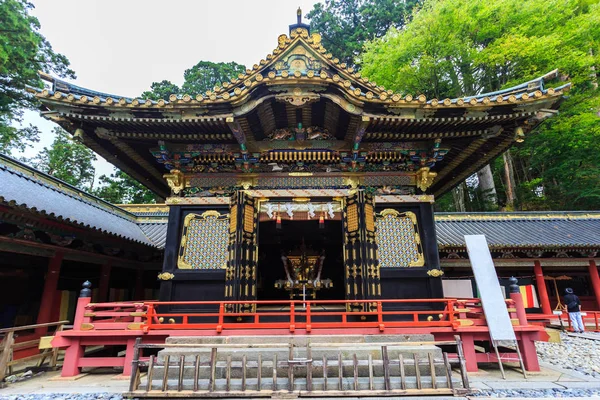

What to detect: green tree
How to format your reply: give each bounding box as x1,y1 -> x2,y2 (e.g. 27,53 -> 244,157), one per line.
30,127 -> 96,190
140,80 -> 180,101
306,0 -> 419,67
363,0 -> 600,211
94,169 -> 156,204
181,61 -> 246,94
141,61 -> 246,100
0,0 -> 75,153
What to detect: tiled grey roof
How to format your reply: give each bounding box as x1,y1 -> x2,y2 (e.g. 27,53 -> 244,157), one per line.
436,212 -> 600,248
0,154 -> 154,246
139,223 -> 168,249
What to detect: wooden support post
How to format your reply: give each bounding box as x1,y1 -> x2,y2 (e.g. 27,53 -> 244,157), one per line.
588,260 -> 600,310
323,356 -> 328,390
399,354 -> 406,390
0,332 -> 15,382
36,252 -> 63,335
146,355 -> 154,392
413,353 -> 422,390
128,338 -> 142,392
162,355 -> 170,391
257,353 -> 262,391
122,338 -> 137,377
98,263 -> 112,303
534,260 -> 552,314
273,354 -> 278,391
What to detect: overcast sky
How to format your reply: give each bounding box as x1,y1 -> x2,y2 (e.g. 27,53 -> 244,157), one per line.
18,0 -> 321,178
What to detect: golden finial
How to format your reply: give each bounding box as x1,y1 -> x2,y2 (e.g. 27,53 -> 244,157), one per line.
297,7 -> 302,24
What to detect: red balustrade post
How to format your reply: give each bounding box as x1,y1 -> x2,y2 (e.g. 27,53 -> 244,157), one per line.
377,301 -> 384,331
306,302 -> 312,332
509,277 -> 528,326
61,281 -> 92,377
290,302 -> 295,332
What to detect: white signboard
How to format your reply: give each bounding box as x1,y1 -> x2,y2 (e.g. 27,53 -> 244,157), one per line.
465,235 -> 516,343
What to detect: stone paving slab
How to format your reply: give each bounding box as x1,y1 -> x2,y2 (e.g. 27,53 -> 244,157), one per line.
484,381 -> 565,390
555,381 -> 600,389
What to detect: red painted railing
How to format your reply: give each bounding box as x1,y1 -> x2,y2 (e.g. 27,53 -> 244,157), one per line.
141,299 -> 462,333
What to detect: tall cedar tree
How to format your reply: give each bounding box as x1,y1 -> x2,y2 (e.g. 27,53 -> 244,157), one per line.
0,0 -> 74,153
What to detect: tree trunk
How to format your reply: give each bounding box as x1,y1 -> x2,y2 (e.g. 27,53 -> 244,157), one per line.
476,164 -> 498,209
502,152 -> 517,210
452,183 -> 467,212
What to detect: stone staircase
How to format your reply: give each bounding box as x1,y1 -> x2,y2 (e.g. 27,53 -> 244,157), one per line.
126,334 -> 470,397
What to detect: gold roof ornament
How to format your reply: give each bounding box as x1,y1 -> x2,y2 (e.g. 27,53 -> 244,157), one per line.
416,167 -> 437,192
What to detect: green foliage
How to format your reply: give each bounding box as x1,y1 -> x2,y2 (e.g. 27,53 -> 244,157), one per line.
30,127 -> 96,190
0,0 -> 74,153
306,0 -> 419,67
140,80 -> 180,101
182,61 -> 246,95
362,0 -> 600,210
94,169 -> 156,204
141,61 -> 246,100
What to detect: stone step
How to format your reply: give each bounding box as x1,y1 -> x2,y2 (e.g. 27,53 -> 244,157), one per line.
164,334 -> 435,346
140,376 -> 460,392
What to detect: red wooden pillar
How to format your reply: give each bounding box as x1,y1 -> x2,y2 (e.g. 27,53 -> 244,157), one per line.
517,332 -> 541,371
98,263 -> 111,302
588,260 -> 600,310
533,260 -> 552,314
461,333 -> 478,372
36,251 -> 64,335
134,269 -> 144,300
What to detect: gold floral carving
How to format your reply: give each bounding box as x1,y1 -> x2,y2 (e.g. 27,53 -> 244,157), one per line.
157,272 -> 175,280
427,269 -> 445,278
415,167 -> 437,192
164,169 -> 185,195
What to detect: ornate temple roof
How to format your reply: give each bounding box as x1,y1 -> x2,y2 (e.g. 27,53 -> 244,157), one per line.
0,154 -> 155,246
29,14 -> 570,199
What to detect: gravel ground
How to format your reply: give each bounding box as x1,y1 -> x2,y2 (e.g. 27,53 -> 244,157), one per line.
536,331 -> 600,378
472,388 -> 600,397
0,396 -> 122,400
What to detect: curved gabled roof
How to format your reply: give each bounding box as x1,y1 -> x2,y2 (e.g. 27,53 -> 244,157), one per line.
28,19 -> 570,199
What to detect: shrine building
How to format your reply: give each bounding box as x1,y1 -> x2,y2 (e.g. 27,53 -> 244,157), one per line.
23,13 -> 582,314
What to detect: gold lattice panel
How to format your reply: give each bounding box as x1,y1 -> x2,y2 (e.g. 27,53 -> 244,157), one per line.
376,210 -> 424,267
229,205 -> 237,233
347,203 -> 359,232
243,204 -> 254,233
365,203 -> 375,232
179,213 -> 229,269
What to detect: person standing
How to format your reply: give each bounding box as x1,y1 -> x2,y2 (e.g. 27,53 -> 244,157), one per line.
564,288 -> 585,333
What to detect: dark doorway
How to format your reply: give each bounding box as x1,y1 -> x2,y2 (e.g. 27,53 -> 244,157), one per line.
257,219 -> 345,301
